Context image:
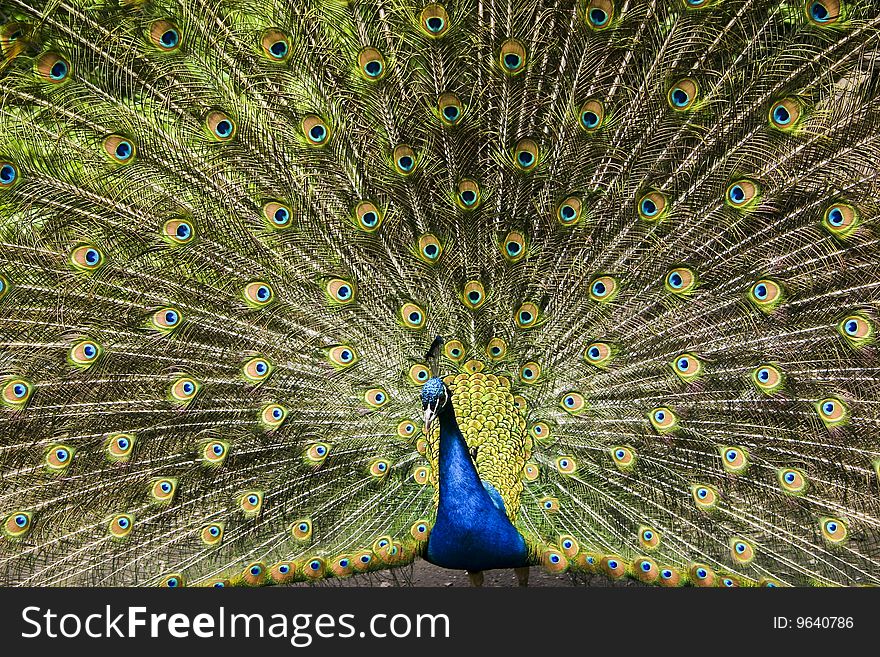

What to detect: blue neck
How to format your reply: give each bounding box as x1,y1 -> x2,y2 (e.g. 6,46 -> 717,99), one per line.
425,400 -> 528,570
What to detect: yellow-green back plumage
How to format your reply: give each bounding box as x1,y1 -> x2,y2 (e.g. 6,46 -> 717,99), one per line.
1,0 -> 880,586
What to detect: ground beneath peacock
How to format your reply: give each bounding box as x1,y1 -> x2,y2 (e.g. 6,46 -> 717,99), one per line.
294,560 -> 642,587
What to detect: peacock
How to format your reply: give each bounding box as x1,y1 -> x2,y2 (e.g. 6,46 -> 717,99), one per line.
0,0 -> 879,589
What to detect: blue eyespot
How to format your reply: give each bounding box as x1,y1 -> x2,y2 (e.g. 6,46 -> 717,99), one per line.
643,531 -> 653,540
641,561 -> 652,572
615,449 -> 625,459
0,163 -> 16,185
640,198 -> 658,216
408,311 -> 421,323
50,60 -> 68,80
592,280 -> 607,296
589,8 -> 608,26
176,223 -> 191,239
845,319 -> 858,335
468,290 -> 481,303
519,310 -> 533,323
164,310 -> 179,325
269,40 -> 288,58
213,582 -> 225,587
117,437 -> 129,450
772,105 -> 791,125
361,211 -> 378,226
309,560 -> 321,570
166,577 -> 179,587
14,514 -> 28,527
676,357 -> 689,371
83,344 -> 96,358
272,408 -> 282,419
827,207 -> 844,226
337,285 -> 351,299
398,155 -> 414,171
607,559 -> 618,569
697,487 -> 708,498
117,517 -> 129,529
503,53 -> 521,70
754,283 -> 768,299
671,88 -> 689,107
309,125 -> 326,142
365,60 -> 382,77
565,396 -> 576,408
826,521 -> 838,532
443,105 -> 460,121
209,526 -> 220,536
810,2 -> 830,22
247,495 -> 258,505
377,462 -> 387,471
424,244 -> 438,257
426,16 -> 444,33
669,272 -> 683,288
729,184 -> 745,203
160,482 -> 171,493
339,559 -> 350,568
661,569 -> 672,579
250,565 -> 262,576
549,554 -> 560,563
588,347 -> 600,359
491,346 -> 502,355
182,382 -> 193,394
735,542 -> 746,554
758,368 -> 770,382
161,29 -> 179,49
216,120 -> 233,138
560,204 -> 576,220
506,241 -> 521,255
726,450 -> 738,462
360,555 -> 371,563
581,110 -> 599,129
696,568 -> 707,579
654,410 -> 665,421
212,444 -> 224,456
316,445 -> 327,456
56,448 -> 69,462
115,141 -> 133,160
273,207 -> 289,225
563,540 -> 573,549
517,150 -> 534,167
460,189 -> 477,206
255,361 -> 267,374
823,401 -> 835,415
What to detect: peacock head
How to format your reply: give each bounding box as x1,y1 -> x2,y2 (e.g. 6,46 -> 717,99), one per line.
421,335 -> 449,433
421,376 -> 449,434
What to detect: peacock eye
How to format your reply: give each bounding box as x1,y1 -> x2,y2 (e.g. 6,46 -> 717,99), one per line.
205,110 -> 236,141
519,362 -> 541,384
668,78 -> 698,110
556,196 -> 582,225
517,303 -> 538,327
263,201 -> 292,229
326,278 -> 356,305
579,100 -> 604,132
303,115 -> 330,146
261,29 -> 291,60
499,39 -> 526,74
513,138 -> 538,170
36,52 -> 72,83
462,281 -> 486,309
420,4 -> 450,37
400,303 -> 426,329
822,203 -> 859,237
769,98 -> 801,131
485,337 -> 506,360
0,162 -> 17,187
816,397 -> 847,426
691,484 -> 718,510
354,201 -> 383,232
589,275 -> 619,302
439,92 -> 464,126
70,244 -> 104,271
585,0 -> 614,28
637,190 -> 667,221
359,47 -> 386,80
149,20 -> 182,52
393,145 -> 418,174
821,517 -> 847,543
560,392 -> 585,414
417,234 -> 443,263
364,388 -> 389,408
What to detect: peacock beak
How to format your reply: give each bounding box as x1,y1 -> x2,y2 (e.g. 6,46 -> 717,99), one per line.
424,405 -> 439,435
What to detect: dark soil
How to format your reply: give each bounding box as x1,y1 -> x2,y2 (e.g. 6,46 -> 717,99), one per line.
295,558 -> 641,587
